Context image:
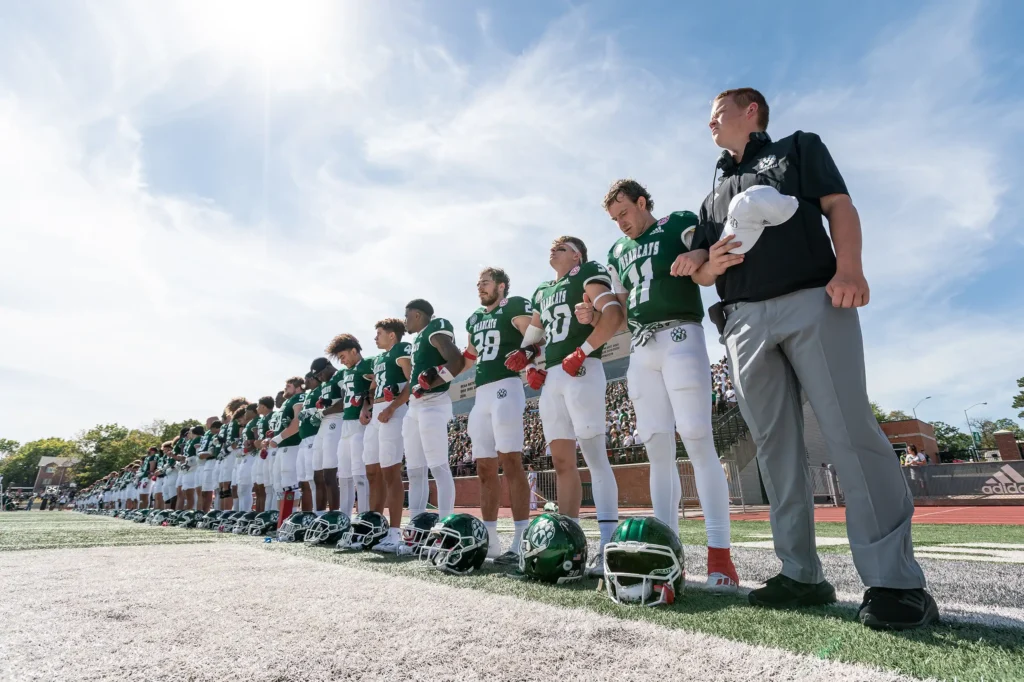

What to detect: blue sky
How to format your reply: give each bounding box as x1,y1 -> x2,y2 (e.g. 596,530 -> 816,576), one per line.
1,0 -> 1022,443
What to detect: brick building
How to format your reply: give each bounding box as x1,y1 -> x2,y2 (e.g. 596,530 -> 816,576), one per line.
880,419 -> 938,463
33,456 -> 78,493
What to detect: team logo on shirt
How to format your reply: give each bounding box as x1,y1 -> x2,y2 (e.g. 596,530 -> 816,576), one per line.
649,226 -> 664,235
656,216 -> 669,226
499,298 -> 508,307
569,265 -> 580,276
470,314 -> 478,325
613,243 -> 624,258
671,327 -> 687,342
329,423 -> 337,430
754,155 -> 778,173
497,388 -> 507,399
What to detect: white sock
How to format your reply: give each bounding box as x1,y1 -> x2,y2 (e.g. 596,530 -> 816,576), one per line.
353,476 -> 369,513
239,490 -> 253,513
512,519 -> 529,555
685,432 -> 731,549
308,485 -> 316,511
484,520 -> 500,555
429,465 -> 455,519
646,432 -> 681,534
406,466 -> 428,517
339,477 -> 355,517
578,434 -> 619,526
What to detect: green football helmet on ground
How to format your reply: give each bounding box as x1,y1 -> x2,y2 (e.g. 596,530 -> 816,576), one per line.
231,511 -> 258,534
217,511 -> 244,533
198,510 -> 223,530
176,510 -> 200,528
247,510 -> 279,536
603,516 -> 685,606
419,513 -> 488,575
400,512 -> 439,556
519,513 -> 588,584
337,511 -> 389,550
134,509 -> 153,524
149,510 -> 170,526
278,511 -> 318,542
304,511 -> 351,546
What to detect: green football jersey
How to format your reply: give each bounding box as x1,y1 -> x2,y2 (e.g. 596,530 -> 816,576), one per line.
411,318 -> 456,395
256,413 -> 272,441
209,431 -> 223,459
372,342 -> 411,401
466,296 -> 532,387
607,211 -> 704,327
244,417 -> 259,451
299,384 -> 323,440
342,357 -> 374,420
318,369 -> 345,410
278,393 -> 306,447
532,261 -> 612,367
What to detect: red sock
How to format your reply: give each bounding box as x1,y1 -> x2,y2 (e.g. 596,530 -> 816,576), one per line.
708,546 -> 739,583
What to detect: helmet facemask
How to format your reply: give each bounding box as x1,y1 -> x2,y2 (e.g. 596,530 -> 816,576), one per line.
603,541 -> 684,607
419,525 -> 483,575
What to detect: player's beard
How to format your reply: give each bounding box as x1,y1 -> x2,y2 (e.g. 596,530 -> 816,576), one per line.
480,291 -> 500,307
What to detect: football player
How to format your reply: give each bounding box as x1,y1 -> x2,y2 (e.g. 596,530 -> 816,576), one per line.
389,298 -> 466,554
508,236 -> 623,576
197,417 -> 221,513
171,428 -> 188,511
581,179 -> 740,590
265,377 -> 306,525
182,425 -> 205,511
219,401 -> 244,511
462,268 -> 534,563
363,318 -> 412,546
235,403 -> 259,512
326,333 -> 374,516
313,354 -> 345,514
297,368 -> 324,512
250,397 -> 275,513
138,447 -> 157,509
263,391 -> 287,513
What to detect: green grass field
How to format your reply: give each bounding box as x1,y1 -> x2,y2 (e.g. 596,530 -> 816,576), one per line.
3,511 -> 1022,681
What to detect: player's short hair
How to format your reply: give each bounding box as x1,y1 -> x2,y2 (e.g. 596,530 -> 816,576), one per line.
190,425 -> 205,436
602,179 -> 654,212
210,420 -> 223,430
375,318 -> 406,338
326,333 -> 361,356
275,391 -> 285,407
179,427 -> 190,437
161,441 -> 173,449
285,376 -> 304,389
715,87 -> 769,130
480,267 -> 510,295
232,406 -> 247,421
552,236 -> 588,263
222,397 -> 248,421
405,299 -> 434,318
258,396 -> 275,409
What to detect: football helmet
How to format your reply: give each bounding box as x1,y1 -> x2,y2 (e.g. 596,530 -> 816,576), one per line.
198,510 -> 223,530
176,510 -> 201,528
277,511 -> 318,543
218,511 -> 244,533
603,516 -> 685,607
133,509 -> 153,524
247,510 -> 279,536
231,511 -> 258,534
304,511 -> 351,546
337,511 -> 389,550
401,512 -> 439,555
519,513 -> 587,584
419,513 -> 488,575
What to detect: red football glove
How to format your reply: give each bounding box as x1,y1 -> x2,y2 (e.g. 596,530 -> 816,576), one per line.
411,383 -> 425,400
350,393 -> 364,408
526,367 -> 547,390
259,449 -> 268,460
561,347 -> 587,377
316,398 -> 325,409
505,344 -> 540,372
382,385 -> 396,402
418,366 -> 440,390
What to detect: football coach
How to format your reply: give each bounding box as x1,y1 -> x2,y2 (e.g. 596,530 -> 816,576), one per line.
688,88 -> 937,630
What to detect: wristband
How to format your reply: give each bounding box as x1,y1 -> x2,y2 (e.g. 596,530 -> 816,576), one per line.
580,341 -> 595,355
271,435 -> 282,446
437,366 -> 455,382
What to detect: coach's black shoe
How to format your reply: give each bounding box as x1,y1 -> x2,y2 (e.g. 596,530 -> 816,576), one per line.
858,587 -> 938,630
748,574 -> 837,609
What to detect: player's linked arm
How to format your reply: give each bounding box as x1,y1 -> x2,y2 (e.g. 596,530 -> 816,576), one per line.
582,282 -> 623,349
429,333 -> 467,387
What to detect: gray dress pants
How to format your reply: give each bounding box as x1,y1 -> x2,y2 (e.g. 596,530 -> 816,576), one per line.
723,286 -> 925,589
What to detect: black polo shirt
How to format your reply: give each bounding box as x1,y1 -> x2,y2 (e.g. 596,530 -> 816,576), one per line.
694,131 -> 848,304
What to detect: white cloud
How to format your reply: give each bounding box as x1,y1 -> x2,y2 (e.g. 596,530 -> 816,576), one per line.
0,0 -> 1020,445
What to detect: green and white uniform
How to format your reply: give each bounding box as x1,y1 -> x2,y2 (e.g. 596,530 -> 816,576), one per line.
238,417 -> 260,487
276,392 -> 306,491
365,343 -> 411,469
606,211 -> 724,542
340,357 -> 374,479
317,369 -> 346,472
466,297 -> 532,458
406,318 -> 456,471
532,261 -> 613,442
298,383 -> 323,481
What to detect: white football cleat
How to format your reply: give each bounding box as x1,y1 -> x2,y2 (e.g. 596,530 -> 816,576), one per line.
705,572 -> 739,594
373,535 -> 401,554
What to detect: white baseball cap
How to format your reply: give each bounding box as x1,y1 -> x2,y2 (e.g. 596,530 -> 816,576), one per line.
722,184 -> 799,254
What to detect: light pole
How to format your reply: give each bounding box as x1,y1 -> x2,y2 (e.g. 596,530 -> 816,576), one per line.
964,402 -> 987,460
912,396 -> 932,421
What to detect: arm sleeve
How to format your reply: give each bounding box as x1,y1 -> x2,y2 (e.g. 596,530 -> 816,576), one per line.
607,264 -> 626,295
796,132 -> 848,200
692,201 -> 713,251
